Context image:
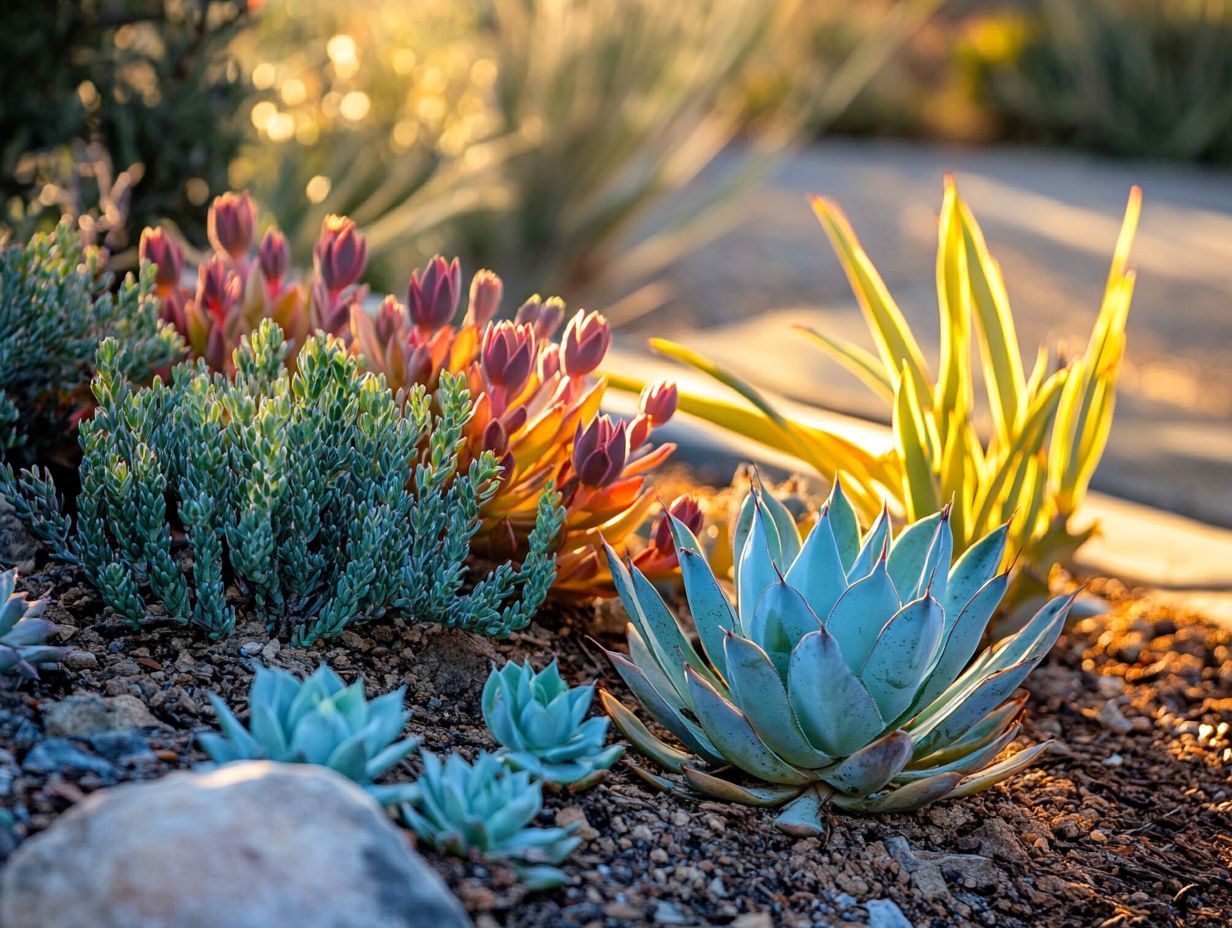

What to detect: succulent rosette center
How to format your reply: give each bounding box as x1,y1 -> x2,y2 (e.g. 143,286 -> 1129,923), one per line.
601,477 -> 1075,834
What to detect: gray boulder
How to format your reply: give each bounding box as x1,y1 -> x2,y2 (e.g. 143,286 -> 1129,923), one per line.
0,761 -> 471,928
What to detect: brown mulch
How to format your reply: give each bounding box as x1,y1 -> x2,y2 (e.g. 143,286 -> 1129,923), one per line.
1,562 -> 1230,927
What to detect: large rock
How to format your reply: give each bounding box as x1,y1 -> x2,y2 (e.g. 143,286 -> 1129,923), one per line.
0,761 -> 471,928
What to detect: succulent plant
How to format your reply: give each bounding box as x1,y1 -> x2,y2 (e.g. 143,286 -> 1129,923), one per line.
141,193 -> 365,375
482,660 -> 624,789
1,221 -> 182,464
631,179 -> 1139,594
601,478 -> 1076,834
351,256 -> 691,600
2,322 -> 563,642
144,196 -> 691,601
403,750 -> 581,890
199,664 -> 419,805
0,569 -> 66,680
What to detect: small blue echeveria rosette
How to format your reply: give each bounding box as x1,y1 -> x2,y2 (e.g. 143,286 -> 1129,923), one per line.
482,658 -> 624,791
198,663 -> 420,805
402,750 -> 581,891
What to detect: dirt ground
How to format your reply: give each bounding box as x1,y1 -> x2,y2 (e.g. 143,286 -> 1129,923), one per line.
2,556 -> 1230,928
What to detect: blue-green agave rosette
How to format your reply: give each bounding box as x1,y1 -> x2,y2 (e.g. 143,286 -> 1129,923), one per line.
403,750 -> 582,891
0,569 -> 67,680
601,478 -> 1075,834
482,659 -> 624,789
199,664 -> 420,805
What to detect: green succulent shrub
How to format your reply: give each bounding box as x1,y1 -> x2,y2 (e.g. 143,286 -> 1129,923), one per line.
200,664 -> 419,805
403,750 -> 581,891
1,320 -> 564,643
0,221 -> 182,464
482,659 -> 624,790
601,478 -> 1074,834
0,568 -> 67,680
1,0 -> 253,249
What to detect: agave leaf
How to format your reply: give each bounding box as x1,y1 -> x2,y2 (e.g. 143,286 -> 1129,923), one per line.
793,324 -> 894,402
674,545 -> 738,681
896,723 -> 1020,781
784,507 -> 848,623
847,505 -> 892,582
913,512 -> 953,604
950,742 -> 1050,799
980,591 -> 1074,678
626,762 -> 686,795
745,580 -> 823,678
684,667 -> 812,786
772,786 -> 828,836
908,694 -> 1026,768
788,628 -> 885,757
908,571 -> 1010,718
910,660 -> 1036,758
941,523 -> 1009,625
600,689 -> 693,771
825,478 -> 862,573
860,595 -> 944,722
682,766 -> 804,807
631,564 -> 723,692
627,624 -> 688,708
758,487 -> 802,568
825,555 -> 901,674
821,729 -> 913,796
723,634 -> 833,769
730,491 -> 758,591
0,619 -> 59,647
605,650 -> 723,764
886,510 -> 942,596
738,502 -> 781,629
832,771 -> 962,813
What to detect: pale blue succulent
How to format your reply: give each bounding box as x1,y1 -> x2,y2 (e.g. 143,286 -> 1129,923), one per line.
0,569 -> 66,680
199,664 -> 419,805
403,751 -> 581,891
602,478 -> 1075,834
482,659 -> 624,789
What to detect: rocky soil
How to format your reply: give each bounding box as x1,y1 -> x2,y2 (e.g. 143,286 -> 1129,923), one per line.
0,558 -> 1229,927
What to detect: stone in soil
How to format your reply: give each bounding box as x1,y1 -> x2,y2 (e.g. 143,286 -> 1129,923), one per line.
41,693 -> 165,738
0,761 -> 471,928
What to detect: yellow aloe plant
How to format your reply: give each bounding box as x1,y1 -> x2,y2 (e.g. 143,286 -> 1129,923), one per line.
622,176 -> 1140,577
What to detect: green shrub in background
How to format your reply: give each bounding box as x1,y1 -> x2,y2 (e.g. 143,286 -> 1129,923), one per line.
959,0 -> 1232,164
1,321 -> 564,643
0,222 -> 182,465
0,0 -> 253,253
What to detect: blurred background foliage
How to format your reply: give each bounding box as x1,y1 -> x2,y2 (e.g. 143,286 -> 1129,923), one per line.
4,0 -> 1231,293
0,0 -> 252,258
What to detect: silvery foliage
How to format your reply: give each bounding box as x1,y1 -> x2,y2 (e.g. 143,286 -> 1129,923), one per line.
1,320 -> 564,643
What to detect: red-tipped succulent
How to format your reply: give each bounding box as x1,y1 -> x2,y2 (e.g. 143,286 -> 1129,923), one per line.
349,256 -> 691,599
141,191 -> 365,374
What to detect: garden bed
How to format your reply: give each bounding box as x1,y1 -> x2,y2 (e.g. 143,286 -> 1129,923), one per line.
2,550 -> 1229,928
